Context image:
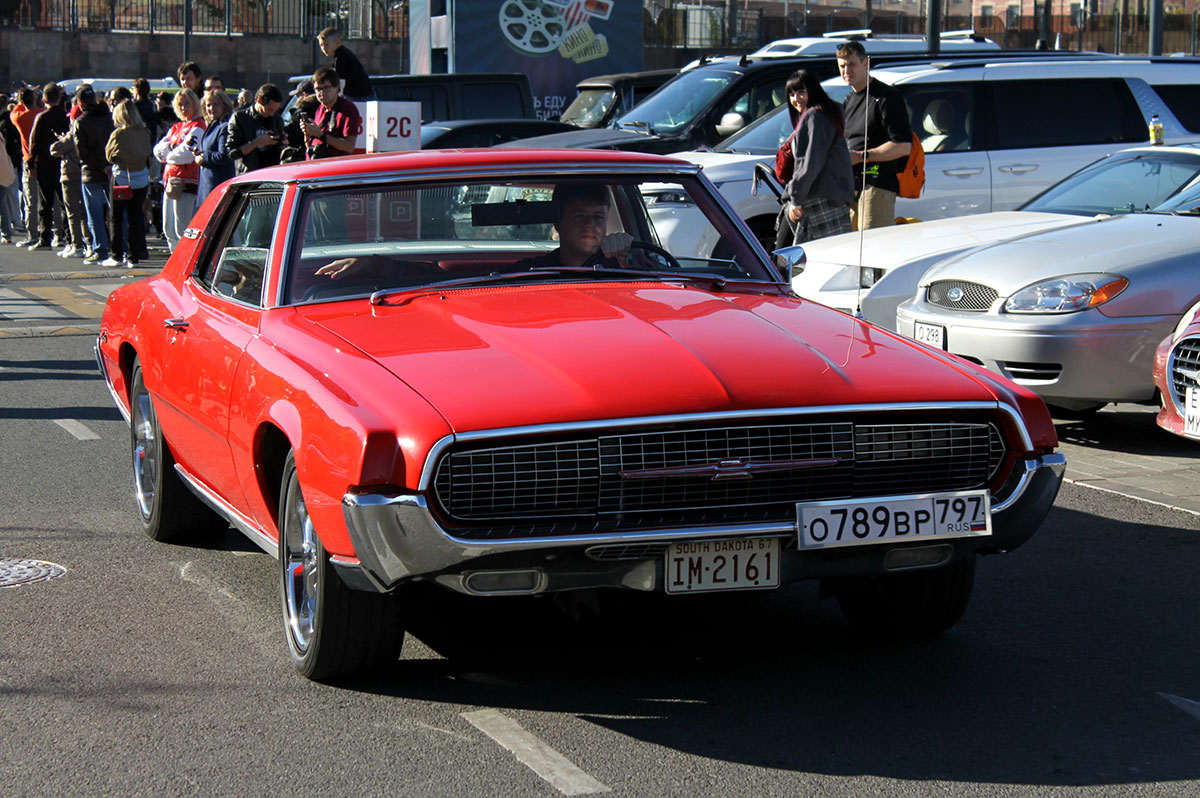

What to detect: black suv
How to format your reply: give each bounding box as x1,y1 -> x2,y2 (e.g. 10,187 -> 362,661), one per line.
559,69 -> 678,129
509,51 -> 1090,154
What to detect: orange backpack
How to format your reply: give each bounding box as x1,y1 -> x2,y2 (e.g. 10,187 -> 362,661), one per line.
896,131 -> 925,199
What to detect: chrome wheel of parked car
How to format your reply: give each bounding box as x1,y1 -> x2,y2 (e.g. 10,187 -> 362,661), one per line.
129,359 -> 219,543
834,554 -> 976,636
279,451 -> 404,681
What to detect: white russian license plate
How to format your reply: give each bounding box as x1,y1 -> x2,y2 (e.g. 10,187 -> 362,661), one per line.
914,321 -> 946,350
798,490 -> 991,550
665,537 -> 780,594
1186,386 -> 1200,440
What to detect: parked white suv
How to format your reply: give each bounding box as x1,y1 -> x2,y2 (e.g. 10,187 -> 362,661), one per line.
651,56 -> 1200,256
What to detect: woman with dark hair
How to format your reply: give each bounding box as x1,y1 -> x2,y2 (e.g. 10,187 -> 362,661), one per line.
776,69 -> 854,248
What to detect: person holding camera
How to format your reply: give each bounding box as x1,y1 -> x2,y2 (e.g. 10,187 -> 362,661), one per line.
299,67 -> 360,160
225,83 -> 285,175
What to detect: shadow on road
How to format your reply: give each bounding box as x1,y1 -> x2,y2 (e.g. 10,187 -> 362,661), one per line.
1054,404 -> 1200,459
335,499 -> 1200,788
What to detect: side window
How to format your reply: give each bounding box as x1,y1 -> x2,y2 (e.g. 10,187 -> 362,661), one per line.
988,79 -> 1147,150
723,79 -> 784,125
1150,84 -> 1200,133
209,193 -> 282,306
901,84 -> 976,153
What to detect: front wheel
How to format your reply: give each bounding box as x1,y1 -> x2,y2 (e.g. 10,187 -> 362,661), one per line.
833,554 -> 976,636
129,358 -> 221,543
279,451 -> 404,681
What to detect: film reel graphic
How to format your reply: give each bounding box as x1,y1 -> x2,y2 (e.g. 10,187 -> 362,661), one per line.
498,0 -> 568,55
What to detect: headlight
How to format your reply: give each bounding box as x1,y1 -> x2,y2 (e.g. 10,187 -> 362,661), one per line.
859,267 -> 884,288
1004,274 -> 1128,313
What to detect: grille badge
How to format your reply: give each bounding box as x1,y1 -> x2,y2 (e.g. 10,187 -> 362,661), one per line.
947,286 -> 964,303
1178,366 -> 1200,385
619,457 -> 842,482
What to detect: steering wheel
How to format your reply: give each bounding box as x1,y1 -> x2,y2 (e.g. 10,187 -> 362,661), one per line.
579,241 -> 683,272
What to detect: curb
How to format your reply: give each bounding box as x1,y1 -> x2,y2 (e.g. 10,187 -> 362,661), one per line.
0,323 -> 100,338
0,268 -> 158,282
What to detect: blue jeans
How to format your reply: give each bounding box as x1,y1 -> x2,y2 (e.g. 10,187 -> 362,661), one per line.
81,181 -> 110,258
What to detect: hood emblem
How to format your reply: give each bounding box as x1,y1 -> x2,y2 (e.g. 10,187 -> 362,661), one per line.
946,286 -> 965,303
620,457 -> 841,482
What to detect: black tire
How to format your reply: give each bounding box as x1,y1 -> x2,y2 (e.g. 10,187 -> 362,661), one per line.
834,554 -> 976,636
128,359 -> 221,543
278,451 -> 404,681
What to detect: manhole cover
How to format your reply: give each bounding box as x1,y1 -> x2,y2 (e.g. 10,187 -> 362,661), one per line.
0,558 -> 67,588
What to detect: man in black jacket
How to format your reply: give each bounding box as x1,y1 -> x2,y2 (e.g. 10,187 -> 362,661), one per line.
28,83 -> 68,250
837,41 -> 912,230
71,85 -> 115,264
225,84 -> 285,175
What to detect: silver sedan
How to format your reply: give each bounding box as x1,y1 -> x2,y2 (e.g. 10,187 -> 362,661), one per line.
896,189 -> 1200,414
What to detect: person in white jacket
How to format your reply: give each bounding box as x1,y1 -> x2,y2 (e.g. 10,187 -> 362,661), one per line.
152,89 -> 206,251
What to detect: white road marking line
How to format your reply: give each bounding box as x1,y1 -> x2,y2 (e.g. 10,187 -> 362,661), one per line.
462,709 -> 611,795
0,287 -> 69,321
1160,692 -> 1200,722
54,419 -> 101,440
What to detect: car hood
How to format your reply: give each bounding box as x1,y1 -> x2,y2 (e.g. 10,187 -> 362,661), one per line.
920,213 -> 1198,293
677,149 -> 772,184
301,283 -> 1005,433
802,211 -> 1086,269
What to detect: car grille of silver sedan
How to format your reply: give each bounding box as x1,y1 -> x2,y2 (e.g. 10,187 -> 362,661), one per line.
927,280 -> 998,312
1169,336 -> 1200,409
432,420 -> 1006,539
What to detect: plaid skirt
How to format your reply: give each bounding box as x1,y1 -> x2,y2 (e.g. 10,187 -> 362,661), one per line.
779,196 -> 852,246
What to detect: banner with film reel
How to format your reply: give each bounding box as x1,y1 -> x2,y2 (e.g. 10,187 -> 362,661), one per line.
455,0 -> 642,120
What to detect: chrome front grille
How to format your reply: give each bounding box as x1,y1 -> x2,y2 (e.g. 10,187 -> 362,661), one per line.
432,418 -> 1007,539
927,280 -> 998,312
1170,335 -> 1200,409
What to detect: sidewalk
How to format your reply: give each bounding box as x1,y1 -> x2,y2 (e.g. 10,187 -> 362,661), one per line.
1054,404 -> 1200,516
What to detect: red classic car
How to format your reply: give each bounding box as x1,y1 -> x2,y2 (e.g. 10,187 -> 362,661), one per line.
1154,300 -> 1200,441
97,149 -> 1065,681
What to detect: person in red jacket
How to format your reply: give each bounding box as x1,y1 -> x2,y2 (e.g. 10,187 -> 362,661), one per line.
9,87 -> 43,247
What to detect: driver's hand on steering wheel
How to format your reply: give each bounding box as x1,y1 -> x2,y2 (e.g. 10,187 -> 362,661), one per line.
599,232 -> 635,266
315,258 -> 362,280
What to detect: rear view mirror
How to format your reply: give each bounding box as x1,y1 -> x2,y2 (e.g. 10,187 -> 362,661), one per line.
774,244 -> 806,281
715,112 -> 747,138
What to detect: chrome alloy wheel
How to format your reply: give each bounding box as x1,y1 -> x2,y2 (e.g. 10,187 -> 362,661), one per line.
131,389 -> 159,520
283,483 -> 319,654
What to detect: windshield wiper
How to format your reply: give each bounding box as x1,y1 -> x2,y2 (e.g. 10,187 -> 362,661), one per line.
615,120 -> 656,135
370,267 -> 729,305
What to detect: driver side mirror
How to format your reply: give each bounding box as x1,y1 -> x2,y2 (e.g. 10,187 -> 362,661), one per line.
773,244 -> 806,282
715,112 -> 748,138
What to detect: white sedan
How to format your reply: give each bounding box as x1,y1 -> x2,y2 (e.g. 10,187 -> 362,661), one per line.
795,144 -> 1200,329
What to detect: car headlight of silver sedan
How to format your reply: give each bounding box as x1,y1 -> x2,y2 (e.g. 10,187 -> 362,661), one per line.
1004,273 -> 1129,313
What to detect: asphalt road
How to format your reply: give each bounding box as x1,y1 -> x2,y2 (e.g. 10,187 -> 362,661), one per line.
2,252 -> 1200,796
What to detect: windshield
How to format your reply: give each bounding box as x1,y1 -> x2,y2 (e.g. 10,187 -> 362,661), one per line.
561,88 -> 616,127
283,174 -> 776,303
614,68 -> 739,135
1020,152 -> 1200,216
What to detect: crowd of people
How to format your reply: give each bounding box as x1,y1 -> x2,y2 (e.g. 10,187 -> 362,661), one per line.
0,27 -> 373,264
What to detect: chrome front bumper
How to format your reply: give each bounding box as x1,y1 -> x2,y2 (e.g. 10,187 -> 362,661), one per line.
335,452 -> 1066,596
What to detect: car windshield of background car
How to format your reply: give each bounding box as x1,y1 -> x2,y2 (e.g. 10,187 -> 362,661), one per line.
283,177 -> 773,304
1021,153 -> 1200,216
613,70 -> 736,135
715,103 -> 791,154
561,88 -> 616,126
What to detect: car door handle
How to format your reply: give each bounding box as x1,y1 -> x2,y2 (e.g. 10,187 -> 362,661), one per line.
942,168 -> 983,177
163,318 -> 189,331
998,164 -> 1039,174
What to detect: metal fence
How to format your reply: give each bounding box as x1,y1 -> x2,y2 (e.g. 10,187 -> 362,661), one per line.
645,5 -> 1200,56
2,0 -> 408,39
